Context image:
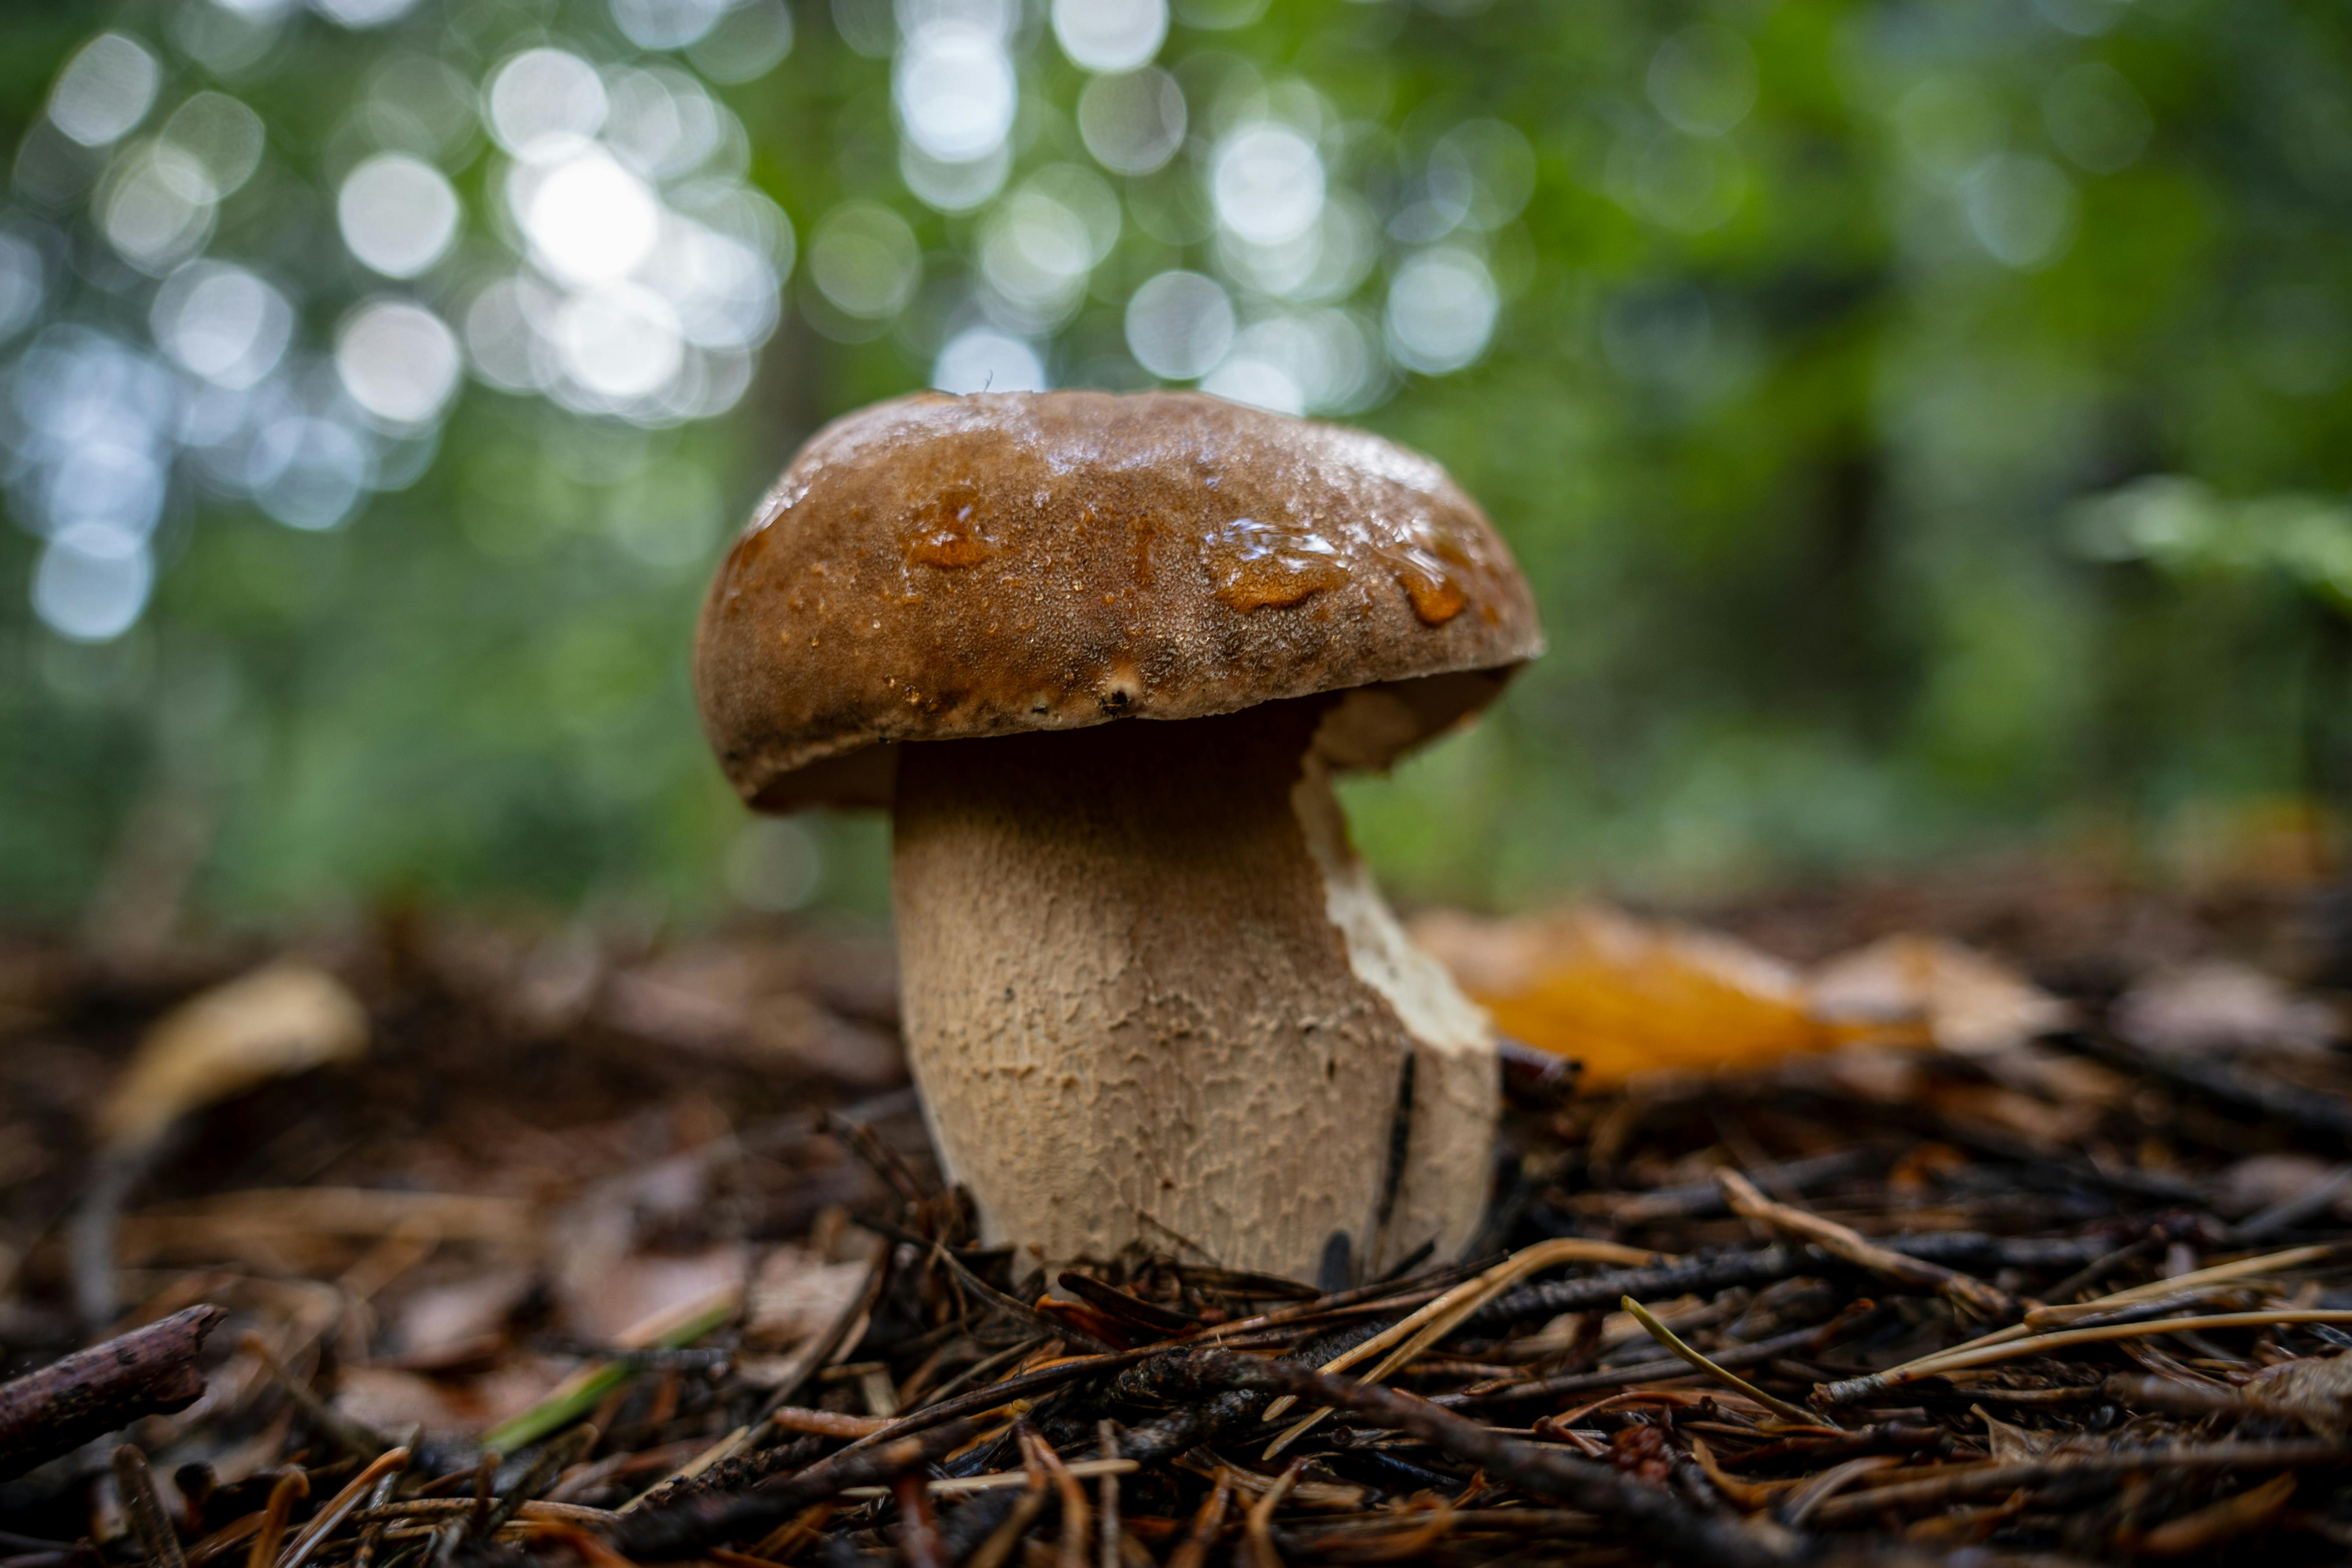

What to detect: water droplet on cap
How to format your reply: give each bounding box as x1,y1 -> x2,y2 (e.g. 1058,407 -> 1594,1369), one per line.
1203,515 -> 1348,611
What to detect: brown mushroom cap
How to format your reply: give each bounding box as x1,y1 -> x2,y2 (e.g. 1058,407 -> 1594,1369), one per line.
695,389 -> 1544,809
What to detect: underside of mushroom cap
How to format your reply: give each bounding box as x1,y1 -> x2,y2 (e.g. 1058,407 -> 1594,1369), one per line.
695,389 -> 1544,810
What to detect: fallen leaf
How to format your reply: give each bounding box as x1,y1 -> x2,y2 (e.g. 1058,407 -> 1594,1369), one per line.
604,947 -> 908,1089
561,1245 -> 746,1344
97,963 -> 368,1150
2215,1154 -> 2351,1220
390,1268 -> 537,1361
334,1358 -> 572,1439
2112,962 -> 2338,1056
1413,906 -> 1833,1089
1927,1082 -> 2099,1149
1973,1404 -> 2068,1464
745,1245 -> 872,1350
2244,1353 -> 2352,1438
1808,935 -> 2072,1054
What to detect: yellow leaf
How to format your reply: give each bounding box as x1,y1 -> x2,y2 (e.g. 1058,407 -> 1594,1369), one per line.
1413,905 -> 1832,1089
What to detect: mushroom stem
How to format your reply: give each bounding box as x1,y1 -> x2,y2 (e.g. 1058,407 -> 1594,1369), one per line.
890,698 -> 1497,1281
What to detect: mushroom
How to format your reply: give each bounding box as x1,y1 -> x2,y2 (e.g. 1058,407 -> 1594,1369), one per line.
696,391 -> 1543,1281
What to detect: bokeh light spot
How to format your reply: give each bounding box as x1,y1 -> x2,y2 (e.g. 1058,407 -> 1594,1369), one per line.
1212,122 -> 1325,246
162,92 -> 266,196
894,23 -> 1017,162
1077,68 -> 1186,176
338,153 -> 462,278
312,0 -> 426,28
47,34 -> 161,149
1962,152 -> 2077,269
1125,270 -> 1235,380
612,0 -> 731,50
1051,0 -> 1166,74
0,232 -> 47,343
810,202 -> 922,319
554,283 -> 684,398
99,142 -> 218,275
1430,120 -> 1537,230
933,326 -> 1048,393
336,297 -> 464,426
980,188 -> 1097,328
1384,248 -> 1497,373
519,148 -> 661,283
487,48 -> 609,160
154,261 -> 293,389
2044,62 -> 2152,175
687,0 -> 795,83
1199,353 -> 1301,414
726,818 -> 823,910
33,522 -> 151,643
1647,24 -> 1759,138
900,141 -> 1010,213
250,416 -> 373,530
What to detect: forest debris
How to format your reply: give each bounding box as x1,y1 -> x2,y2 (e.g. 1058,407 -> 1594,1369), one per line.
387,1268 -> 535,1364
1414,906 -> 1834,1086
0,1304 -> 226,1479
111,1443 -> 186,1568
562,1246 -> 744,1344
333,1359 -> 572,1441
1256,1236 -> 1659,1451
2242,1353 -> 2352,1438
246,1466 -> 310,1568
2125,1471 -> 2298,1556
1145,1349 -> 1798,1568
114,1188 -> 530,1268
1616,1294 -> 1820,1425
1809,1440 -> 2346,1527
1825,1245 -> 2335,1402
95,964 -> 367,1151
17,897 -> 2352,1566
276,1446 -> 411,1568
1808,934 -> 2072,1054
483,1289 -> 740,1453
1825,1310 -> 2352,1401
1714,1169 -> 2019,1321
1421,910 -> 2075,1083
2113,961 -> 2338,1056
2217,1154 -> 2346,1218
744,1246 -> 873,1350
604,950 -> 907,1089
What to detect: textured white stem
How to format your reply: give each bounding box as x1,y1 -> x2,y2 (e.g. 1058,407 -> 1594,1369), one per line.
890,700 -> 1498,1281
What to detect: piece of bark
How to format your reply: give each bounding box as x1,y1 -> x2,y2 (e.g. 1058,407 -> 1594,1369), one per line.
0,1306 -> 227,1479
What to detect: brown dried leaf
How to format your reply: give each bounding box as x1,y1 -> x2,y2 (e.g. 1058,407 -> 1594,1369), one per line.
2242,1352 -> 2352,1438
561,1246 -> 746,1345
389,1268 -> 537,1360
2112,962 -> 2339,1057
1808,935 -> 2072,1055
334,1359 -> 571,1439
2215,1154 -> 2351,1220
97,963 -> 368,1150
1972,1404 -> 2067,1464
745,1246 -> 872,1351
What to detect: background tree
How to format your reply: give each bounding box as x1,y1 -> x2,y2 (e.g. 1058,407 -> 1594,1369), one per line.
1,0 -> 2347,932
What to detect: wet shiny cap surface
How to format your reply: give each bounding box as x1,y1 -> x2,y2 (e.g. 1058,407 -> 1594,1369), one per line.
695,389 -> 1544,809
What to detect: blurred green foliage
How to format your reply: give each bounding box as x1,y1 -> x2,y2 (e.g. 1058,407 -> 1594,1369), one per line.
3,0 -> 2350,935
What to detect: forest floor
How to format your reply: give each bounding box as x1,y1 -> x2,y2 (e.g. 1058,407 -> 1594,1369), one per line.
5,862 -> 2352,1565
